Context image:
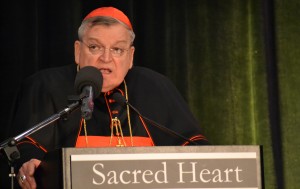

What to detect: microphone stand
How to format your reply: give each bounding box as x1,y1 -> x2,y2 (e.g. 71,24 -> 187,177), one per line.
0,96 -> 83,189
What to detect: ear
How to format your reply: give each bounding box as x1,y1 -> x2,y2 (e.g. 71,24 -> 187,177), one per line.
74,40 -> 81,65
129,46 -> 135,69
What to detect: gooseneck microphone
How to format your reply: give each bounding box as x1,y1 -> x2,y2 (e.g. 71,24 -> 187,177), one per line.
74,66 -> 103,120
112,92 -> 199,145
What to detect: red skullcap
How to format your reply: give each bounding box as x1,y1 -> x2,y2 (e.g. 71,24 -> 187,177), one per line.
84,7 -> 133,30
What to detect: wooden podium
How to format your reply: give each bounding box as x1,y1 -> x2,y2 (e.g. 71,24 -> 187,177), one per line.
36,145 -> 263,189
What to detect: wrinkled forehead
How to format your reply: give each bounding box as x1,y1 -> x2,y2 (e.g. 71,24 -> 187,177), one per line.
78,16 -> 135,44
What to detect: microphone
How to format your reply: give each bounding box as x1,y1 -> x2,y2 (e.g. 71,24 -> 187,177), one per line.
112,92 -> 199,145
74,66 -> 103,120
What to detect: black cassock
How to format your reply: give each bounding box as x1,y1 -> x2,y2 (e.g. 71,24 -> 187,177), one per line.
9,64 -> 208,164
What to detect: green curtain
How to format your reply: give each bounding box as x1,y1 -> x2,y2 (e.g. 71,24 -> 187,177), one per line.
135,0 -> 300,188
275,0 -> 300,188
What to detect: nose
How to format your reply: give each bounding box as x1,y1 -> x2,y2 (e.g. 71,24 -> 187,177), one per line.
99,48 -> 112,62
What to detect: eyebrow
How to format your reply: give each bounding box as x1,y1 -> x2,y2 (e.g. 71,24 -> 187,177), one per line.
86,38 -> 129,46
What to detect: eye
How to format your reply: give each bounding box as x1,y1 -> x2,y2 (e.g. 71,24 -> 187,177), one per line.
111,47 -> 124,55
88,44 -> 101,52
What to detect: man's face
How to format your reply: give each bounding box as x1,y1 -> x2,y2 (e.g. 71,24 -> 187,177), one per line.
74,24 -> 135,92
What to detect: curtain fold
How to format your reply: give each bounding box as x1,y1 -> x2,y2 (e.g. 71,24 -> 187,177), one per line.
183,1 -> 276,188
275,1 -> 300,188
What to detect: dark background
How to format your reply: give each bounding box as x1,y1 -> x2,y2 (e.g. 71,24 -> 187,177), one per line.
0,0 -> 192,187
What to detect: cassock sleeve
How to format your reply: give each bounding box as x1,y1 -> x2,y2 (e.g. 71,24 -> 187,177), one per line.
8,75 -> 56,167
8,65 -> 78,167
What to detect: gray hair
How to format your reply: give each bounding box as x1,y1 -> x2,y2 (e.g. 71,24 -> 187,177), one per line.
78,16 -> 135,44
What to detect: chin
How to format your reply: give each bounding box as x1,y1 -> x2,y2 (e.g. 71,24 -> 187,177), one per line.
101,85 -> 115,93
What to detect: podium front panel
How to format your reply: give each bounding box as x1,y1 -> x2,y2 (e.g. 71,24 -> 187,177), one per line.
57,146 -> 262,189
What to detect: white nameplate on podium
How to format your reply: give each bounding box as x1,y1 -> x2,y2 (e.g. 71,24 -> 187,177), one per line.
63,146 -> 262,189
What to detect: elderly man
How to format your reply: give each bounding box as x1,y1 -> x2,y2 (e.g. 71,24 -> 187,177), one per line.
9,7 -> 208,188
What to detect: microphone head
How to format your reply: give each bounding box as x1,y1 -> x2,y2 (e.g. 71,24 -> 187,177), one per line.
112,92 -> 127,106
74,66 -> 103,99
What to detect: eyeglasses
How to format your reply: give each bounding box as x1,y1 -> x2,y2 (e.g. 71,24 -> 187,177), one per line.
80,41 -> 130,58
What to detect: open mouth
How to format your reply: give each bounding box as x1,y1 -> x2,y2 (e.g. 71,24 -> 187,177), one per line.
100,68 -> 112,74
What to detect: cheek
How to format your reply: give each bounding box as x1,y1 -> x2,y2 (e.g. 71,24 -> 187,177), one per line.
104,66 -> 128,86
112,69 -> 127,84
79,55 -> 97,67
118,63 -> 131,79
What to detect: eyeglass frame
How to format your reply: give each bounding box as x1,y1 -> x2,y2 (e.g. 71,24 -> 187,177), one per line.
80,40 -> 132,58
